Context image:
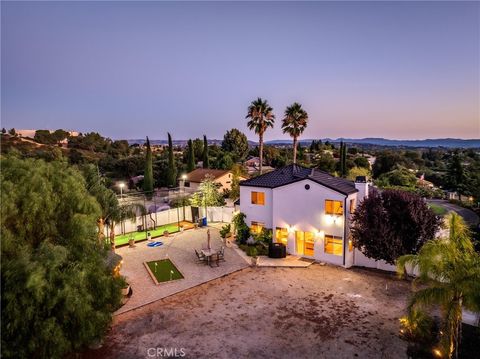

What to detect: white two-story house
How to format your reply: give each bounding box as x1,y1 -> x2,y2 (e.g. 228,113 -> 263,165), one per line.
239,164 -> 369,268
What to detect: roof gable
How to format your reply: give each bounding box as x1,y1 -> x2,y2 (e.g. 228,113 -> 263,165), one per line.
240,164 -> 357,195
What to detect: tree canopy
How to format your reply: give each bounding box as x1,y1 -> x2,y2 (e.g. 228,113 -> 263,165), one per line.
351,189 -> 441,264
221,128 -> 249,162
1,156 -> 124,358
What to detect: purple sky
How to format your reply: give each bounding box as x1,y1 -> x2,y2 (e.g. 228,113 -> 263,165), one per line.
2,1 -> 479,140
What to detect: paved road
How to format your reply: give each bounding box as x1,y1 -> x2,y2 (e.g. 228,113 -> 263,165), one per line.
427,199 -> 479,227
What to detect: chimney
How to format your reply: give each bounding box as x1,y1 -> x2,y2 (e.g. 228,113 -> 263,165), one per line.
355,176 -> 369,203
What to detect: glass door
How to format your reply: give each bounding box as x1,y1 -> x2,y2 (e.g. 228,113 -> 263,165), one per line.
295,231 -> 304,256
304,232 -> 315,257
295,231 -> 314,257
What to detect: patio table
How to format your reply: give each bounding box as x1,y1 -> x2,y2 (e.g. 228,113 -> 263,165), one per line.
201,249 -> 218,266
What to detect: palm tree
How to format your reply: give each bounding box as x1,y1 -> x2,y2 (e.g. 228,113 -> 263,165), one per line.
246,98 -> 275,174
281,102 -> 309,164
397,213 -> 480,359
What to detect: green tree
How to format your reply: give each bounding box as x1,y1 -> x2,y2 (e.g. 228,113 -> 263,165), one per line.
445,153 -> 465,192
1,156 -> 124,358
192,138 -> 204,161
354,156 -> 370,169
34,129 -> 55,144
187,139 -> 195,172
190,175 -> 225,207
167,133 -> 176,187
397,213 -> 480,359
229,164 -> 244,200
377,166 -> 418,188
8,128 -> 16,136
1,127 -> 6,134
143,137 -> 154,198
338,141 -> 348,177
214,152 -> 234,170
221,128 -> 249,162
347,166 -> 371,181
202,135 -> 210,168
315,151 -> 336,174
246,97 -> 275,174
281,102 -> 308,164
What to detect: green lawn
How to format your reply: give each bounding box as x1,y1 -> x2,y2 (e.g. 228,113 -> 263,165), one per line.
428,203 -> 448,216
115,223 -> 180,246
146,259 -> 184,283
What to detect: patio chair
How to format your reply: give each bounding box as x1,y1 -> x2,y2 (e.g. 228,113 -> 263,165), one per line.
195,249 -> 207,264
209,253 -> 220,267
217,246 -> 225,262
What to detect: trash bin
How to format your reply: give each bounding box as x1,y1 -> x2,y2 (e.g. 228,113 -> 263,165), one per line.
202,217 -> 207,226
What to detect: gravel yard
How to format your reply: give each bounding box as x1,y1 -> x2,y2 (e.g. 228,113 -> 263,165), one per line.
85,264 -> 410,359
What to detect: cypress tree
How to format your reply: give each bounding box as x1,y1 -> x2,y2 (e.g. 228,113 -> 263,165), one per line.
342,142 -> 348,177
339,141 -> 344,176
187,139 -> 195,172
167,133 -> 177,187
202,135 -> 210,168
143,137 -> 154,198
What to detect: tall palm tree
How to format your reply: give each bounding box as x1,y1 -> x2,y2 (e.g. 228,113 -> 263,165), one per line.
281,102 -> 309,164
246,98 -> 275,174
397,213 -> 480,359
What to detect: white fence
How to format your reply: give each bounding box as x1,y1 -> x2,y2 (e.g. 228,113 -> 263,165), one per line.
110,205 -> 234,235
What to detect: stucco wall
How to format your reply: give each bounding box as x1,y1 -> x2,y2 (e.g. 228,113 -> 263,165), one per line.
271,179 -> 353,266
239,186 -> 273,228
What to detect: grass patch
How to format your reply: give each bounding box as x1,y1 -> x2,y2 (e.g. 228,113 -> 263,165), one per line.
428,203 -> 448,216
115,223 -> 180,246
146,259 -> 184,283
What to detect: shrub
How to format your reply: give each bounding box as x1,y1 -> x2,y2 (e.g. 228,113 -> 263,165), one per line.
219,224 -> 231,239
237,226 -> 250,245
246,246 -> 258,257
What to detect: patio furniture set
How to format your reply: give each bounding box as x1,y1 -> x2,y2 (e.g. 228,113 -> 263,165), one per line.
195,246 -> 225,267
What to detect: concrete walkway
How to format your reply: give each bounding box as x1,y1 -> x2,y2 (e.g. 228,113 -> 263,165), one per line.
257,255 -> 314,268
427,199 -> 479,227
115,226 -> 248,315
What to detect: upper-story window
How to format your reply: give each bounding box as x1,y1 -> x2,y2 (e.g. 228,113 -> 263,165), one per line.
251,191 -> 265,205
325,200 -> 343,215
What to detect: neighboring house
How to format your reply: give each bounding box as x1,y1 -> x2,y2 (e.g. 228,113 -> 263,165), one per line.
180,168 -> 247,193
239,164 -> 370,268
245,156 -> 274,174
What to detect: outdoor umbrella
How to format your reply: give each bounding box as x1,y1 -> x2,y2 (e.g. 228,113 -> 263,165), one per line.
207,229 -> 211,250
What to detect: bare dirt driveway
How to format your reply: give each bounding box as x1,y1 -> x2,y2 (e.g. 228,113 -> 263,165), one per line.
85,265 -> 410,359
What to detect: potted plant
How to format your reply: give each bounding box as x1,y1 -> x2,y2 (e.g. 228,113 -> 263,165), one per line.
163,230 -> 169,237
220,224 -> 232,246
247,246 -> 258,266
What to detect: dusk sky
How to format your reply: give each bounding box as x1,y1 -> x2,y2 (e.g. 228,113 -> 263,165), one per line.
2,1 -> 479,141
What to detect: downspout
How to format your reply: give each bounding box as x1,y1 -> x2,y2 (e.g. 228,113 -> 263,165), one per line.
342,195 -> 347,267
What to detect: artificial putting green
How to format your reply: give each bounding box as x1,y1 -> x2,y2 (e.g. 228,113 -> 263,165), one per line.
146,259 -> 184,283
114,223 -> 180,246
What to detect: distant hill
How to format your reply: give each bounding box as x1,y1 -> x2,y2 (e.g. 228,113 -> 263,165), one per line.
265,138 -> 480,149
127,137 -> 480,149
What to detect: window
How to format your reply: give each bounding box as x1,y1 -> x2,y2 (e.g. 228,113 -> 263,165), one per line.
324,235 -> 343,256
184,181 -> 190,187
275,227 -> 288,246
251,221 -> 264,234
325,200 -> 343,215
349,199 -> 356,213
251,191 -> 265,205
